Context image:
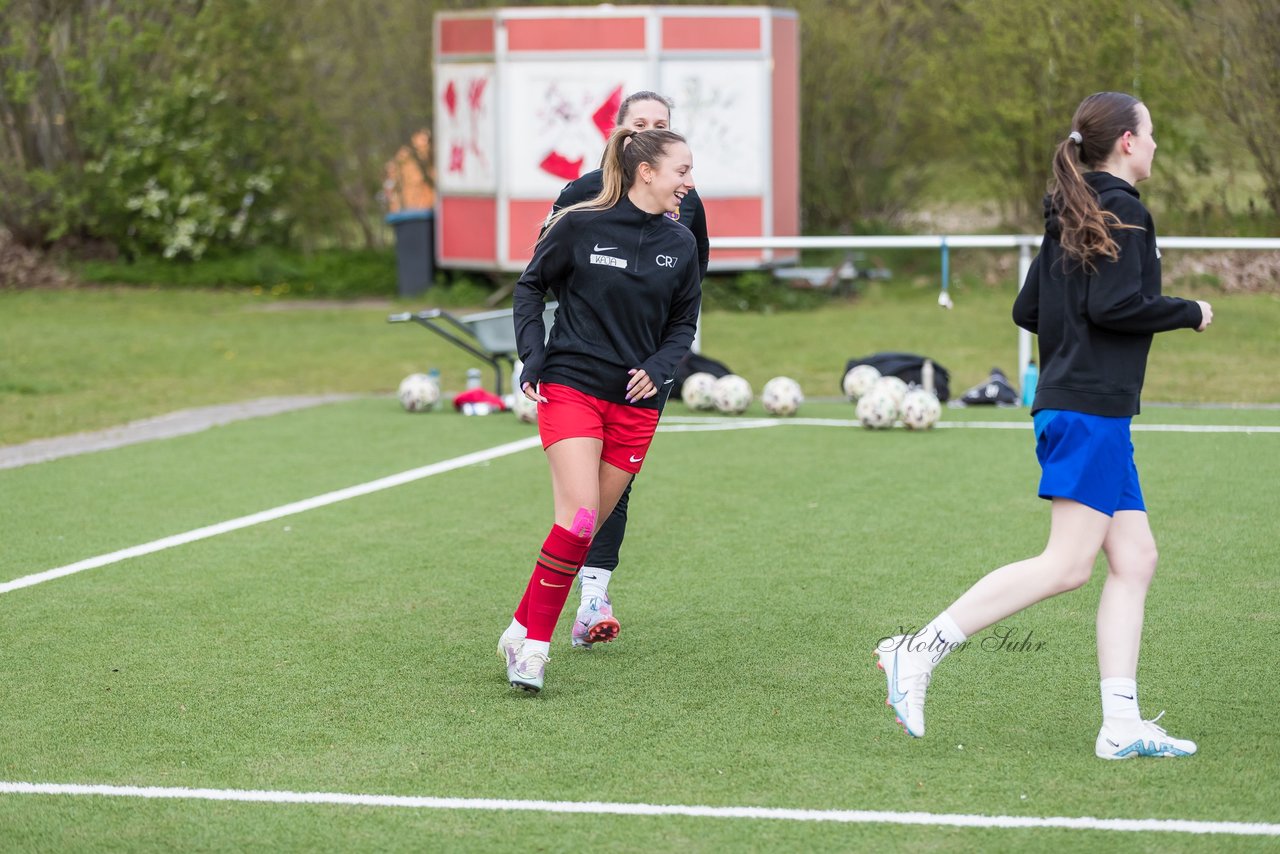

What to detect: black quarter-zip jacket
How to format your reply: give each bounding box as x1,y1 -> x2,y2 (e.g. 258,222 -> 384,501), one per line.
1013,172 -> 1203,417
552,168 -> 710,281
514,195 -> 701,410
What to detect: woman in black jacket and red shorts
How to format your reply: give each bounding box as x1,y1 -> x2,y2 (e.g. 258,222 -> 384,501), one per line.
499,127 -> 700,694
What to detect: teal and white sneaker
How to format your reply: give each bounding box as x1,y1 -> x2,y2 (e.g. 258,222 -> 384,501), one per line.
571,596 -> 620,649
509,647 -> 549,694
875,635 -> 930,738
497,629 -> 523,670
1096,712 -> 1197,759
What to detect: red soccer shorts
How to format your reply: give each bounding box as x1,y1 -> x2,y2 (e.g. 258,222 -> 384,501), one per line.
536,382 -> 660,474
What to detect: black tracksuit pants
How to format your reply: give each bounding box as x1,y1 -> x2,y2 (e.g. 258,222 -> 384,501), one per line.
584,478 -> 630,571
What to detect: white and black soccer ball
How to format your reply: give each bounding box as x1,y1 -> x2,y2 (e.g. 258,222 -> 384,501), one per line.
712,374 -> 753,415
681,371 -> 718,411
873,375 -> 909,408
900,389 -> 942,430
855,386 -> 898,429
510,360 -> 538,424
762,376 -> 804,417
510,390 -> 538,424
843,364 -> 881,400
397,373 -> 440,412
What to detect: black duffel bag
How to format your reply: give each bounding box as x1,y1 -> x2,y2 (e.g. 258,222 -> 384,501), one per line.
841,352 -> 951,401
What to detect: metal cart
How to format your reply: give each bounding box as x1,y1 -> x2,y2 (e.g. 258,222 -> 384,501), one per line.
388,302 -> 557,396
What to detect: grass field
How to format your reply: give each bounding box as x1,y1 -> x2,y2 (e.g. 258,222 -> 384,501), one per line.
2,395 -> 1278,851
3,282 -> 1278,446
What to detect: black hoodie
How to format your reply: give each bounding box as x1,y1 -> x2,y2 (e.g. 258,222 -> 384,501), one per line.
514,195 -> 701,410
1012,172 -> 1203,417
551,168 -> 710,281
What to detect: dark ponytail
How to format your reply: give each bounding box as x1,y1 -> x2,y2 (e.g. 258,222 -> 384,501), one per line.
540,127 -> 687,239
1050,91 -> 1143,271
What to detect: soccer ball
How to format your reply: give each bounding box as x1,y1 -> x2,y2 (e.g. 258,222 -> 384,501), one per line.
510,360 -> 537,423
712,374 -> 753,415
843,364 -> 881,400
855,387 -> 898,429
762,376 -> 804,417
900,389 -> 942,430
873,375 -> 909,408
510,389 -> 538,424
397,373 -> 440,412
681,371 -> 718,410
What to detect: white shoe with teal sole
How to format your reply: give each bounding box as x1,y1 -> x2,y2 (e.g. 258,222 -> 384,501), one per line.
876,636 -> 930,738
1096,712 -> 1197,759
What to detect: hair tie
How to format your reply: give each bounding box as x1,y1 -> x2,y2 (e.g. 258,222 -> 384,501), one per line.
1068,131 -> 1083,145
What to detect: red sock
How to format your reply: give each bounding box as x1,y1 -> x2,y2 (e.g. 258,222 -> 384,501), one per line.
515,524 -> 591,642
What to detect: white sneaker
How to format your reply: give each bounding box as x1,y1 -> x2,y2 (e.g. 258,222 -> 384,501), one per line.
1096,711 -> 1197,759
570,596 -> 620,649
509,648 -> 549,694
497,629 -> 523,670
875,635 -> 930,737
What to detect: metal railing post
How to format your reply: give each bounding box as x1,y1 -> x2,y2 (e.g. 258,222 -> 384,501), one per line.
1017,239 -> 1034,383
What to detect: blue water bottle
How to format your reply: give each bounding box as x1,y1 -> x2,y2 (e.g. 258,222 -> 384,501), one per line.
427,367 -> 442,411
1021,360 -> 1038,407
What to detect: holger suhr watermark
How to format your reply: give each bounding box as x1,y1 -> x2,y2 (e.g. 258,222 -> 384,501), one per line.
876,626 -> 1048,664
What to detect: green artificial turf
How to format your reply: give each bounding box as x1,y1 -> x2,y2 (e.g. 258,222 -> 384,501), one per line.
1,399 -> 1277,851
2,284 -> 1277,447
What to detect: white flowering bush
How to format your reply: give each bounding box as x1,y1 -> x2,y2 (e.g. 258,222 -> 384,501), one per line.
0,2 -> 335,260
87,76 -> 292,259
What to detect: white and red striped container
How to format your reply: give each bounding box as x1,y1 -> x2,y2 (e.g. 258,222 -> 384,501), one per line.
434,5 -> 799,272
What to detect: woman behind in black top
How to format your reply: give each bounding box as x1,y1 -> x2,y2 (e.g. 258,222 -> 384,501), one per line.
546,90 -> 711,651
876,92 -> 1213,758
499,127 -> 700,694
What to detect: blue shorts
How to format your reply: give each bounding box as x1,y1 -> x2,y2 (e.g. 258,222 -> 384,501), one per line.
1033,410 -> 1145,516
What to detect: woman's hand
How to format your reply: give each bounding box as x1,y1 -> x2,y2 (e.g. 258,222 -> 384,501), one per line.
522,382 -> 548,403
1195,300 -> 1213,332
625,368 -> 657,402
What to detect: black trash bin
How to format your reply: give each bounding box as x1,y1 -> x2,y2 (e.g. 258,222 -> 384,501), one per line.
387,209 -> 435,298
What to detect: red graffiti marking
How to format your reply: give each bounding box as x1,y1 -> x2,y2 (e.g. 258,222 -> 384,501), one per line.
468,78 -> 487,112
539,151 -> 584,181
592,85 -> 623,139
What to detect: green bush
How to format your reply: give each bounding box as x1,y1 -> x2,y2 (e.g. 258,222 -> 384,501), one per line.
701,271 -> 831,313
71,246 -> 504,303
2,1 -> 335,258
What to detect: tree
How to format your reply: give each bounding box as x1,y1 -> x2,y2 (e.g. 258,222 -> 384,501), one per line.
917,0 -> 1200,226
1168,0 -> 1280,216
0,0 -> 336,257
792,0 -> 943,231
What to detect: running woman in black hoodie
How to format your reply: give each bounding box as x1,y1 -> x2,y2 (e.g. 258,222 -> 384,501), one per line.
499,128 -> 700,693
547,91 -> 710,651
876,92 -> 1213,757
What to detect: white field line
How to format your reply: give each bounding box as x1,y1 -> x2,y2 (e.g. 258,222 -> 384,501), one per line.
660,416 -> 1280,434
658,418 -> 780,432
0,436 -> 542,596
5,415 -> 1277,596
0,782 -> 1276,836
0,421 -> 783,596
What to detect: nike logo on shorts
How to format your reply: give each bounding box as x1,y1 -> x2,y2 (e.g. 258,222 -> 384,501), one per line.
629,454 -> 644,463
594,244 -> 617,252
